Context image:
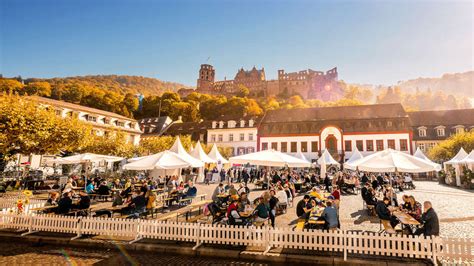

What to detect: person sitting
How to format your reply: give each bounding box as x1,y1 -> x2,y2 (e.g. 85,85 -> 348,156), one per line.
400,195 -> 411,211
321,200 -> 339,230
296,195 -> 312,220
124,190 -> 147,218
403,174 -> 415,189
238,192 -> 251,212
212,183 -> 225,202
56,190 -> 73,214
184,181 -> 197,198
112,192 -> 124,207
414,201 -> 439,237
331,185 -> 341,210
97,181 -> 110,196
227,196 -> 245,225
85,180 -> 95,194
376,197 -> 399,229
227,184 -> 238,196
46,192 -> 60,206
309,187 -> 325,201
72,191 -> 91,216
253,196 -> 270,224
406,195 -> 422,221
177,181 -> 185,192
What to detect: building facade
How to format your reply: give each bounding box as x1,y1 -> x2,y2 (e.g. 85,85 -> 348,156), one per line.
409,109 -> 474,153
195,64 -> 342,100
30,96 -> 142,145
206,116 -> 261,156
258,103 -> 412,163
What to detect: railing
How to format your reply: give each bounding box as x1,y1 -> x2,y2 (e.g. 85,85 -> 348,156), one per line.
0,213 -> 471,265
0,199 -> 46,209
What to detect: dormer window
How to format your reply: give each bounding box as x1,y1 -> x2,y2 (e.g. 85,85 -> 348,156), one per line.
212,121 -> 217,129
219,121 -> 224,128
249,119 -> 254,127
454,125 -> 465,135
228,120 -> 236,128
116,121 -> 125,127
240,120 -> 245,127
418,127 -> 427,137
435,126 -> 445,137
87,115 -> 97,122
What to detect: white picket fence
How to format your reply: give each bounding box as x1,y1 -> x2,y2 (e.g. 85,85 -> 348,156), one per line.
0,213 -> 471,265
0,199 -> 46,210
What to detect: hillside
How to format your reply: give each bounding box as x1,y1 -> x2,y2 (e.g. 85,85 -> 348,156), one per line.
397,71 -> 474,97
26,75 -> 194,96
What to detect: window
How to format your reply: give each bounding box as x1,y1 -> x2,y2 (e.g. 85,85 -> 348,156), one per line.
291,142 -> 297,153
199,134 -> 204,142
271,142 -> 278,150
366,140 -> 374,151
311,141 -> 318,152
436,127 -> 445,137
228,120 -> 236,128
418,128 -> 427,137
356,140 -> 364,151
400,139 -> 408,151
387,121 -> 392,127
281,142 -> 288,152
376,140 -> 384,151
116,121 -> 125,127
248,133 -> 253,141
211,134 -> 216,142
212,121 -> 217,128
455,126 -> 465,135
229,134 -> 234,142
249,120 -> 254,127
262,142 -> 268,150
219,121 -> 224,128
418,143 -> 426,152
218,134 -> 223,142
247,147 -> 255,153
240,133 -> 245,141
240,120 -> 245,127
429,142 -> 436,149
301,142 -> 308,152
344,140 -> 352,152
387,139 -> 395,149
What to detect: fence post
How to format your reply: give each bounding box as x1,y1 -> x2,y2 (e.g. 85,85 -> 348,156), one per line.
21,214 -> 37,236
192,223 -> 201,250
129,219 -> 142,244
71,217 -> 82,240
343,230 -> 347,261
431,236 -> 438,266
263,226 -> 271,254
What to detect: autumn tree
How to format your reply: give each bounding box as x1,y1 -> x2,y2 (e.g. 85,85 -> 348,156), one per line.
138,135 -> 194,155
0,79 -> 24,94
24,81 -> 52,97
428,131 -> 474,162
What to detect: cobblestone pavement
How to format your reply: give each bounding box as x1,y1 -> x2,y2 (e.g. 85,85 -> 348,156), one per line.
0,242 -> 271,265
195,181 -> 474,238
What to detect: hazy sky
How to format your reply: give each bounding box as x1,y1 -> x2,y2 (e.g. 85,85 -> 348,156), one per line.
1,0 -> 472,86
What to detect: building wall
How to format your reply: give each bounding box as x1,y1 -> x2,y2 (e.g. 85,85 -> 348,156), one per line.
207,128 -> 258,156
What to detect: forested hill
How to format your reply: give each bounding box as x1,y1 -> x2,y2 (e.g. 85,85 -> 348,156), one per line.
26,75 -> 194,96
397,71 -> 474,97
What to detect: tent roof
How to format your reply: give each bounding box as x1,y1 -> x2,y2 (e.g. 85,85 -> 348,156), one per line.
413,147 -> 442,171
459,150 -> 474,164
190,141 -> 216,164
293,152 -> 310,163
229,149 -> 311,167
208,144 -> 229,164
317,149 -> 339,166
445,148 -> 469,165
123,150 -> 191,170
169,137 -> 204,167
345,149 -> 438,173
343,148 -> 364,170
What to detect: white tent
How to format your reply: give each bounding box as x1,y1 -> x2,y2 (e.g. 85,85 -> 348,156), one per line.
343,148 -> 364,170
229,149 -> 311,167
413,147 -> 442,171
444,148 -> 469,186
293,152 -> 311,163
190,141 -> 216,163
317,149 -> 340,178
345,149 -> 438,173
207,144 -> 229,164
169,137 -> 204,168
123,150 -> 191,170
47,153 -> 123,164
459,150 -> 474,166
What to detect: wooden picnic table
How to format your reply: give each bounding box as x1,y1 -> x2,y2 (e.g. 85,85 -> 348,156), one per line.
393,211 -> 420,225
239,211 -> 253,218
30,205 -> 57,213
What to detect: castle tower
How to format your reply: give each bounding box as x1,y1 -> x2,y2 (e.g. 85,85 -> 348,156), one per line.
197,64 -> 215,92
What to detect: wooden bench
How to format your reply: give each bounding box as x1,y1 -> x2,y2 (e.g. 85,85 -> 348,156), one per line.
187,213 -> 206,223
379,219 -> 396,234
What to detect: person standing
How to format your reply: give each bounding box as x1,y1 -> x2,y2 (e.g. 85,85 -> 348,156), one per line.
324,173 -> 331,193
269,190 -> 279,228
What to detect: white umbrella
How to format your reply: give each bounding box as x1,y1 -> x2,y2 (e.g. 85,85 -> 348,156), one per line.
343,147 -> 364,170
208,143 -> 229,164
47,153 -> 123,164
169,137 -> 204,168
413,147 -> 442,171
190,141 -> 216,164
123,150 -> 191,170
229,149 -> 311,167
346,148 -> 438,173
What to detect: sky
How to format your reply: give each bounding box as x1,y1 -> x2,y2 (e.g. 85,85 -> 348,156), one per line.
0,0 -> 472,86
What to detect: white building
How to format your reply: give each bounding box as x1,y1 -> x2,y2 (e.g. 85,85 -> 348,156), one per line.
258,104 -> 412,163
207,116 -> 261,156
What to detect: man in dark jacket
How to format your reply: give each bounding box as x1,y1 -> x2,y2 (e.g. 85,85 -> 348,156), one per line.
324,174 -> 331,193
376,197 -> 399,228
415,201 -> 439,236
56,191 -> 73,214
